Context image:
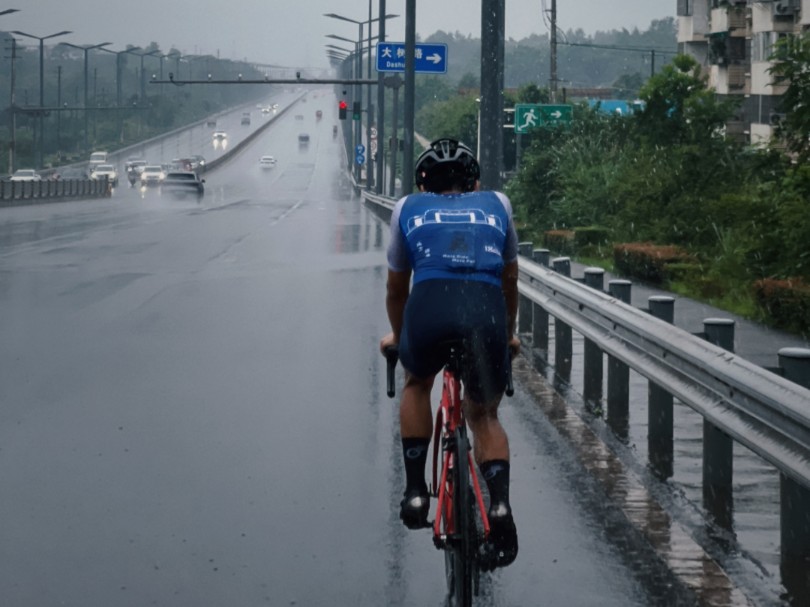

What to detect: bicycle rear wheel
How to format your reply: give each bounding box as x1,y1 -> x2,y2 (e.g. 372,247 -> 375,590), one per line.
445,426 -> 474,607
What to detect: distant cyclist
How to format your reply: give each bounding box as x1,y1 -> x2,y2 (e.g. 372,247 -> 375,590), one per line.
380,138 -> 520,570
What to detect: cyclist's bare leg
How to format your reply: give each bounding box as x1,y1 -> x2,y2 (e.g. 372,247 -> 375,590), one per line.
464,396 -> 518,570
463,397 -> 509,464
399,371 -> 435,438
398,372 -> 435,529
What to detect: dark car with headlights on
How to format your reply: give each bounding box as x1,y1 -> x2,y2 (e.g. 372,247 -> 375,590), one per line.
161,171 -> 205,200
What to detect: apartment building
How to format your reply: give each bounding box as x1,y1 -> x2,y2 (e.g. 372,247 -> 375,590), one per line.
676,0 -> 809,144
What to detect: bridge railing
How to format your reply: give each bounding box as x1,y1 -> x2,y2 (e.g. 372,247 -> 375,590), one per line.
362,190 -> 810,572
0,176 -> 111,206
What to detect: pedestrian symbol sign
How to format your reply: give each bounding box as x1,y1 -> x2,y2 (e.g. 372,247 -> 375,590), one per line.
515,104 -> 573,133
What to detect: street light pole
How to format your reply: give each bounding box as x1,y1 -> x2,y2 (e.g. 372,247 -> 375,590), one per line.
12,29 -> 72,168
135,49 -> 160,101
98,46 -> 141,143
1,9 -> 19,172
324,12 -> 398,188
375,0 -> 387,194
60,42 -> 111,154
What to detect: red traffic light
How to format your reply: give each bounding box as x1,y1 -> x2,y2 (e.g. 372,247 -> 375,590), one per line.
339,100 -> 348,120
339,100 -> 348,109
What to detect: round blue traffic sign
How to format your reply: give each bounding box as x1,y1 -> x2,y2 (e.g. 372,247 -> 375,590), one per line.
355,144 -> 366,155
355,154 -> 365,165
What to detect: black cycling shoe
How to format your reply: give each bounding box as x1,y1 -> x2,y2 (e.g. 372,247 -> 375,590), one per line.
399,489 -> 430,529
479,502 -> 518,571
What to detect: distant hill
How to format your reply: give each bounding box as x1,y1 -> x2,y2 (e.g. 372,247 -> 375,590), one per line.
423,18 -> 676,91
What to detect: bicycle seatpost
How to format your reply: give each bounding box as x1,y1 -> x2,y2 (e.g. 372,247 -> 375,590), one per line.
384,345 -> 399,398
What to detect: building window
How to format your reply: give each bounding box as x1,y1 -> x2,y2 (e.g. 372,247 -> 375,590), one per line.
677,0 -> 693,17
752,31 -> 790,62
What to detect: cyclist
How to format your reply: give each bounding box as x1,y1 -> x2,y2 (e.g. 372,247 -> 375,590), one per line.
380,138 -> 520,571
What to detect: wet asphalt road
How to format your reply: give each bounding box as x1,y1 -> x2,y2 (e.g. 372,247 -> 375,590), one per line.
0,93 -> 725,606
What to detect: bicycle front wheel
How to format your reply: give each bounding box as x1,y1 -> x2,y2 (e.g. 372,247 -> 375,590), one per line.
445,426 -> 474,607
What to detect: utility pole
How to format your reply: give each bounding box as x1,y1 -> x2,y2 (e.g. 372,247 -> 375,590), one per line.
550,0 -> 558,102
402,0 -> 415,195
6,37 -> 17,173
480,0 -> 505,191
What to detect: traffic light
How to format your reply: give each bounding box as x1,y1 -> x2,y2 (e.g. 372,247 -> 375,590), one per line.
339,100 -> 348,120
352,101 -> 362,121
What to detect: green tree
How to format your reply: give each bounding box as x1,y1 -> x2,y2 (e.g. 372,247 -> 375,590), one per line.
769,31 -> 810,160
634,54 -> 736,146
612,72 -> 645,99
516,83 -> 549,104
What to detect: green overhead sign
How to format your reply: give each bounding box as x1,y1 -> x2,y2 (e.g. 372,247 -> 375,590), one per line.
514,104 -> 573,133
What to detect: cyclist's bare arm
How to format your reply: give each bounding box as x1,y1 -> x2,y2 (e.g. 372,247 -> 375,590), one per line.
382,269 -> 412,353
501,260 -> 519,353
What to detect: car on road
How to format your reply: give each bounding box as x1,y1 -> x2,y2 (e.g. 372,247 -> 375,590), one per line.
259,155 -> 277,168
298,133 -> 310,145
206,118 -> 217,127
88,151 -> 108,171
90,164 -> 119,187
212,131 -> 228,148
316,110 -> 323,120
160,171 -> 205,200
241,112 -> 251,125
9,169 -> 42,182
295,114 -> 304,120
140,165 -> 165,187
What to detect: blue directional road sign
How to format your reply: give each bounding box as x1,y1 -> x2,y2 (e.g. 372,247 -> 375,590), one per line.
376,43 -> 448,74
356,154 -> 365,166
355,144 -> 365,155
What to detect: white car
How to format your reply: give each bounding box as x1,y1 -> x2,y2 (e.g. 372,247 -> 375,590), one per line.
90,164 -> 119,186
140,165 -> 166,187
9,169 -> 42,182
259,155 -> 277,168
88,151 -> 108,172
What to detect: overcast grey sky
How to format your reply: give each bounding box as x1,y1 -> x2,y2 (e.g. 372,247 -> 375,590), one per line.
7,1 -> 674,68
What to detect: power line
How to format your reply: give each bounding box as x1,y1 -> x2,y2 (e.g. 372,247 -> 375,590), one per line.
558,41 -> 678,54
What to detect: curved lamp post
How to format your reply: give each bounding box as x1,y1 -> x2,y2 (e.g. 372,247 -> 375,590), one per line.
12,29 -> 72,167
59,42 -> 112,153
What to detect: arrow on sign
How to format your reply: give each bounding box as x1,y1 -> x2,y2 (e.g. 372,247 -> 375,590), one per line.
550,111 -> 562,119
427,53 -> 443,64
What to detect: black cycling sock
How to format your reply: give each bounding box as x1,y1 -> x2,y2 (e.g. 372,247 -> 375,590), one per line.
402,438 -> 430,494
480,459 -> 510,507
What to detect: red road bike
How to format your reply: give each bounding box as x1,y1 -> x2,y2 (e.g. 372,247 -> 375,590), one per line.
385,343 -> 513,606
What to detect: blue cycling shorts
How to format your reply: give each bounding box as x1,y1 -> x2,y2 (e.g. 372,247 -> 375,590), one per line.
398,279 -> 509,403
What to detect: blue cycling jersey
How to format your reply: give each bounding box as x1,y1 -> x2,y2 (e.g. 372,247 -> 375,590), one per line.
387,191 -> 519,287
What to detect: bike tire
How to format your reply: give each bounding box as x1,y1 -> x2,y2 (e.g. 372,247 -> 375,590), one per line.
445,426 -> 474,607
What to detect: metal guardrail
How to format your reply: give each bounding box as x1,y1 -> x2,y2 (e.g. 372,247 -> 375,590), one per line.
0,177 -> 111,206
517,256 -> 810,490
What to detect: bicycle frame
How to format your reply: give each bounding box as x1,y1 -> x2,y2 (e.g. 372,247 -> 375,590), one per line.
431,362 -> 490,547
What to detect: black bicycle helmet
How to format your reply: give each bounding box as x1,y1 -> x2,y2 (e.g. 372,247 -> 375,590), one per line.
414,138 -> 480,193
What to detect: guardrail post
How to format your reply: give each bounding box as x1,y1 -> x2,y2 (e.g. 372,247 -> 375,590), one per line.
583,268 -> 604,410
552,257 -> 572,382
517,242 -> 534,336
533,248 -> 550,268
607,279 -> 632,439
701,318 -> 735,529
777,348 -> 810,567
648,295 -> 674,480
531,249 -> 550,360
